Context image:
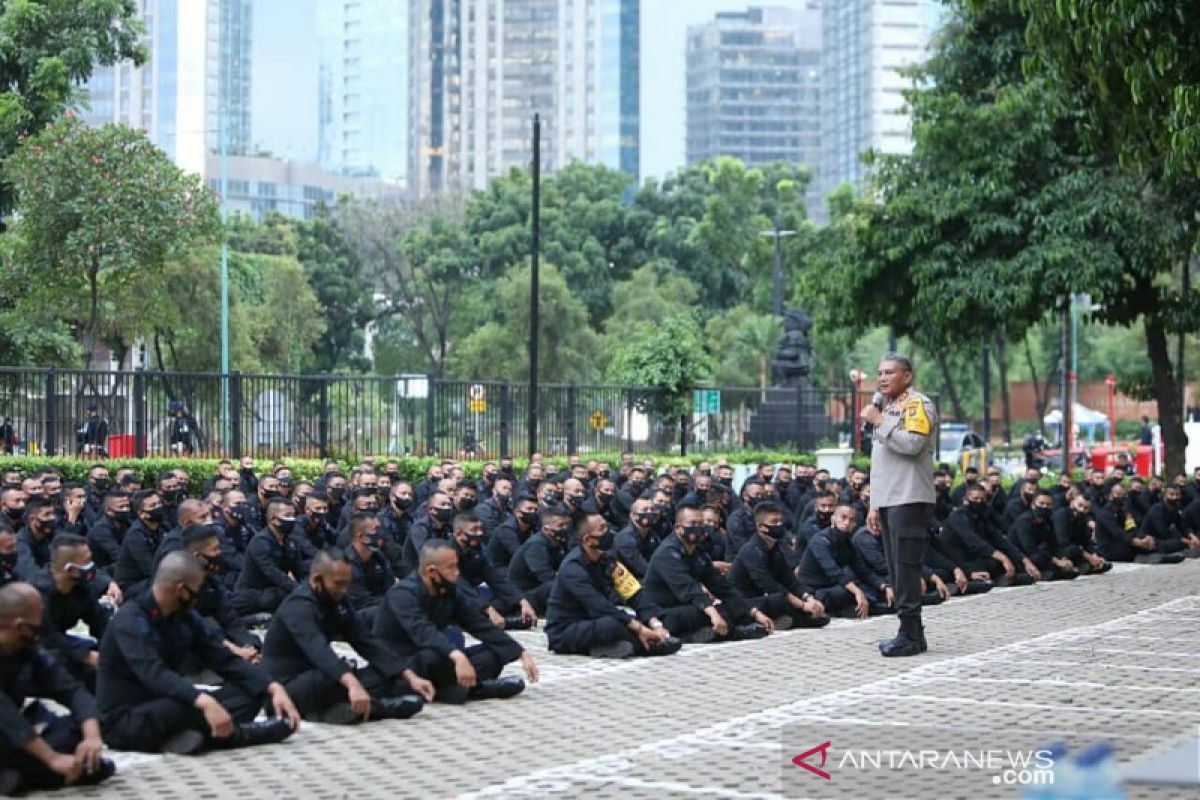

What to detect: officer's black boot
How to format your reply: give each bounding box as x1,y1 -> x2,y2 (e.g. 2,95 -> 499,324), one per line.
469,676 -> 526,700
227,717 -> 294,748
370,694 -> 425,720
879,617 -> 923,658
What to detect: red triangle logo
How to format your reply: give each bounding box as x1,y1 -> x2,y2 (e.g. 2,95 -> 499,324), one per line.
792,741 -> 832,781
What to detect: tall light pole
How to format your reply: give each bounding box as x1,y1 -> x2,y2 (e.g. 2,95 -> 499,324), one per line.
527,114 -> 541,458
758,220 -> 796,316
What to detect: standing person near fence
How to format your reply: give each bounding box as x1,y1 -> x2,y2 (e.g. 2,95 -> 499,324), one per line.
858,354 -> 937,658
75,404 -> 108,458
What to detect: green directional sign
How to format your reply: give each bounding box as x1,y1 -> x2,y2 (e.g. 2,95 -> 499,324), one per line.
693,389 -> 721,414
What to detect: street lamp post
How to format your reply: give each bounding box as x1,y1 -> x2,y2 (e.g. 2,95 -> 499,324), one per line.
759,221 -> 796,317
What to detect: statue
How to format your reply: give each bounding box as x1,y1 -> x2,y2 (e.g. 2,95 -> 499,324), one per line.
770,308 -> 813,387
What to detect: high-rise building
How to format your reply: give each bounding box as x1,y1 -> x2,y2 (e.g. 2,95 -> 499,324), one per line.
317,0 -> 408,183
819,0 -> 940,209
685,4 -> 822,213
409,0 -> 639,197
79,0 -> 253,176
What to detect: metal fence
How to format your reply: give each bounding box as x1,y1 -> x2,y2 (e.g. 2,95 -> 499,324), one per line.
0,368 -> 865,460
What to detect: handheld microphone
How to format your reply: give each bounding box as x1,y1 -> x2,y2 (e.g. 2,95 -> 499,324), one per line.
862,391 -> 885,438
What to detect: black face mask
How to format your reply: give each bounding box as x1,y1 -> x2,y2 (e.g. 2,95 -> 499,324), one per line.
935,484 -> 949,496
457,497 -> 477,511
635,512 -> 656,529
433,506 -> 455,524
328,487 -> 346,502
517,510 -> 539,527
229,503 -> 252,524
565,494 -> 584,509
204,553 -> 228,574
68,561 -> 98,585
718,476 -> 733,487
111,507 -> 132,523
967,500 -> 988,516
461,533 -> 484,551
91,477 -> 111,492
392,496 -> 413,511
145,507 -> 167,527
262,489 -> 282,502
0,551 -> 17,574
597,492 -> 615,505
3,507 -> 21,523
815,510 -> 832,527
429,569 -> 455,596
365,534 -> 384,553
494,493 -> 511,508
273,517 -> 296,537
762,523 -> 787,541
1033,507 -> 1052,523
681,525 -> 706,545
594,530 -> 615,551
1022,493 -> 1036,504
627,480 -> 646,495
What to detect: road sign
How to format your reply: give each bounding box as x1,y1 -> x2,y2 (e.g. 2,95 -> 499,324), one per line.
693,389 -> 721,414
589,410 -> 607,431
468,398 -> 487,413
468,383 -> 486,401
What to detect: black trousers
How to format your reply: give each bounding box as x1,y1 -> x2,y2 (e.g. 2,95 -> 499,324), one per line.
658,602 -> 747,636
880,504 -> 933,626
101,682 -> 264,752
523,582 -> 553,616
282,665 -> 402,719
232,586 -> 288,615
1,714 -> 82,790
547,616 -> 639,655
408,643 -> 512,694
749,592 -> 831,627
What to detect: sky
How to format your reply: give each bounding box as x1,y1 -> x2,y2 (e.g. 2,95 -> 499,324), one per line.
252,0 -> 817,181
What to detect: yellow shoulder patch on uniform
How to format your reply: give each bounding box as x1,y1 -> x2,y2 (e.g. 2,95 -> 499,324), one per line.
903,398 -> 931,435
611,561 -> 642,601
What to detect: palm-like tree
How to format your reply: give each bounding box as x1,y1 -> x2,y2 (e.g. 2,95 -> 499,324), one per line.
732,314 -> 783,402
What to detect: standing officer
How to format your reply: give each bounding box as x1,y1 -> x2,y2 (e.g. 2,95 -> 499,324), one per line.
859,353 -> 937,658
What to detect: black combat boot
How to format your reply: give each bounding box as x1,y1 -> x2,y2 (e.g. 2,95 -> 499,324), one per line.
879,617 -> 924,658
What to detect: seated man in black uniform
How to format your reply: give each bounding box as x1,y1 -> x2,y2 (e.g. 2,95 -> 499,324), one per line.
1011,491 -> 1080,579
31,535 -> 111,691
852,518 -> 951,605
113,490 -> 168,596
545,512 -> 679,659
509,509 -> 571,616
451,512 -> 537,630
924,526 -> 993,595
344,512 -> 395,627
98,552 -> 300,755
374,540 -> 538,704
0,582 -> 114,794
942,484 -> 1042,586
182,526 -> 261,663
1052,493 -> 1113,575
797,504 -> 892,618
87,490 -> 131,576
732,502 -> 831,628
488,494 -> 539,569
1095,482 -> 1186,564
1139,484 -> 1200,556
642,502 -> 772,643
233,499 -> 304,616
263,548 -> 431,725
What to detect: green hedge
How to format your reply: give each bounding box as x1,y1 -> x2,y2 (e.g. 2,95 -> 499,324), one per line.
0,449 -> 830,495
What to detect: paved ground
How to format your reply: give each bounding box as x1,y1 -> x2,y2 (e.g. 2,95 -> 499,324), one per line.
67,560 -> 1200,800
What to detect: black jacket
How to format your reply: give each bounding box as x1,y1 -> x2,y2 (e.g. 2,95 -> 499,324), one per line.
796,527 -> 885,592
545,547 -> 661,639
235,529 -> 302,594
263,583 -> 407,684
31,569 -> 111,669
509,534 -> 564,595
345,546 -> 394,611
487,517 -> 534,570
643,534 -> 749,619
2,644 -> 98,749
613,522 -> 660,579
732,533 -> 812,599
113,520 -> 165,596
87,514 -> 128,573
373,574 -> 523,662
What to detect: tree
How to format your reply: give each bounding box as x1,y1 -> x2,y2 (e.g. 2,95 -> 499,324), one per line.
295,209 -> 374,373
5,116 -> 221,365
448,263 -> 601,383
0,0 -> 145,216
607,314 -> 714,431
604,262 -> 699,334
704,306 -> 781,391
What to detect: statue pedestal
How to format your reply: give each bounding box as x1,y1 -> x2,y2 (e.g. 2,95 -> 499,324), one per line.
744,383 -> 835,450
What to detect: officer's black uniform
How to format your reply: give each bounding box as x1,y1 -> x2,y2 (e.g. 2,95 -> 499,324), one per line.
233,529 -> 302,615
942,506 -> 1035,584
345,545 -> 393,627
378,504 -> 413,578
732,533 -> 830,626
30,569 -> 110,689
113,519 -> 164,596
14,526 -> 54,581
87,514 -> 128,575
796,526 -> 888,614
373,574 -> 524,695
488,516 -> 534,569
475,495 -> 510,536
195,565 -> 260,649
852,527 -> 942,603
642,534 -> 755,637
724,505 -> 757,556
1,640 -> 106,791
1012,510 -> 1078,578
1140,502 -> 1191,552
613,521 -> 660,579
97,591 -> 273,752
1051,507 -> 1111,574
262,583 -> 413,719
401,515 -> 451,576
508,533 -> 564,614
544,546 -> 664,654
291,515 -> 337,570
453,538 -> 524,615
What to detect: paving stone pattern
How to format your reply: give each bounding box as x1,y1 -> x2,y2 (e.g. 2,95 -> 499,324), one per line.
69,561 -> 1200,799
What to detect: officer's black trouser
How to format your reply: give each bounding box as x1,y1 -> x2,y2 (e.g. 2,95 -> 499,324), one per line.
101,682 -> 264,752
523,582 -> 553,616
811,585 -> 853,614
749,592 -> 831,627
547,616 -> 638,655
658,602 -> 747,636
880,503 -> 933,628
232,586 -> 288,615
282,664 -> 400,719
1,714 -> 86,790
409,643 -> 514,694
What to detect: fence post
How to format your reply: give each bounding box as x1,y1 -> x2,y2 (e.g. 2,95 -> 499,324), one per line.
499,383 -> 511,457
624,389 -> 634,453
133,370 -> 147,458
424,376 -> 437,456
318,378 -> 330,459
566,384 -> 578,455
679,410 -> 688,456
230,371 -> 243,460
44,368 -> 57,456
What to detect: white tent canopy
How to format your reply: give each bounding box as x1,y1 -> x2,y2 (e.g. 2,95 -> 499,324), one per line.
1044,403 -> 1110,442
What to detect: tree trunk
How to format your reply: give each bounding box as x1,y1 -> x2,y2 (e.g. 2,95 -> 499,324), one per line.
1145,316 -> 1186,476
758,354 -> 767,403
934,353 -> 966,421
994,333 -> 1012,444
1024,332 -> 1050,429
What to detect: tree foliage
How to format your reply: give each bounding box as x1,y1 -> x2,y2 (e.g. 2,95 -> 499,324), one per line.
607,314 -> 714,419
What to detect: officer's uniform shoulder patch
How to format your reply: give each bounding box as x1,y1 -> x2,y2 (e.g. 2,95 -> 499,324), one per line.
903,397 -> 932,435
